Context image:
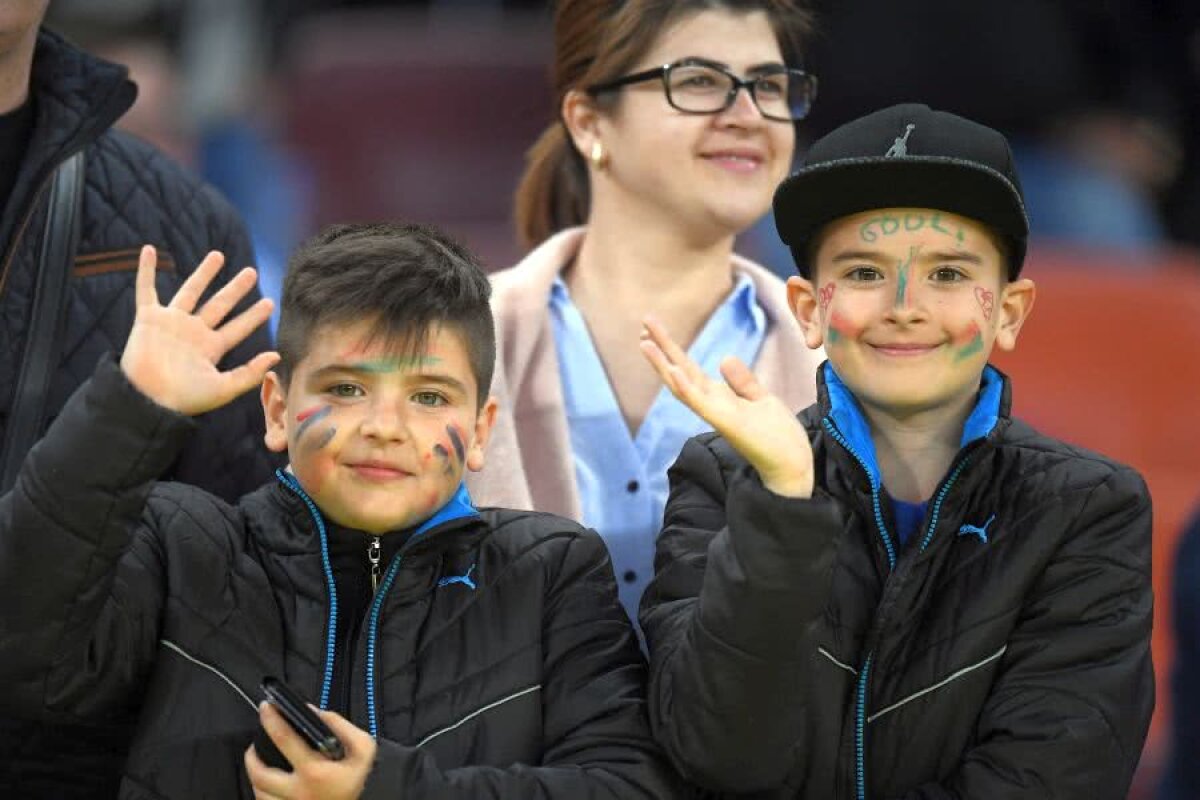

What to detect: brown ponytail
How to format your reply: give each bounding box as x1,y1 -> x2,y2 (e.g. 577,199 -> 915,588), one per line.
513,0 -> 814,251
514,122 -> 591,251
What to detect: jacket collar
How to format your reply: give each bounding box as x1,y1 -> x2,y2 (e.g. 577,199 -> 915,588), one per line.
26,29 -> 135,168
816,361 -> 1011,487
264,472 -> 484,556
0,29 -> 135,249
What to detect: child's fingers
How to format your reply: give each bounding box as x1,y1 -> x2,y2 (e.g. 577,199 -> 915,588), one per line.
244,747 -> 290,800
219,352 -> 280,403
216,298 -> 275,357
259,701 -> 315,776
639,338 -> 673,382
167,251 -> 225,313
197,267 -> 259,329
720,356 -> 766,401
642,317 -> 705,385
135,245 -> 159,308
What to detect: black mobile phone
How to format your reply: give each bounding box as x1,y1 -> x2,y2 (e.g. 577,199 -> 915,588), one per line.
253,676 -> 346,771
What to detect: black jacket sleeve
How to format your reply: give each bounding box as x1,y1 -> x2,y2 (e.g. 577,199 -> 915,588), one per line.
0,357 -> 193,721
359,527 -> 683,799
639,435 -> 842,792
892,466 -> 1155,800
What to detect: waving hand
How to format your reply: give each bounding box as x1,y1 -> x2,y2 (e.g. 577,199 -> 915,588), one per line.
640,317 -> 813,498
120,245 -> 279,415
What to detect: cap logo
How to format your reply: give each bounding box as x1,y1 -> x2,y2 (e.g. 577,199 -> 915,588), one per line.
885,123 -> 915,158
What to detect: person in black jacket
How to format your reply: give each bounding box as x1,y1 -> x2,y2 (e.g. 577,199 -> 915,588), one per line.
639,103 -> 1154,798
0,221 -> 679,799
0,9 -> 278,797
1160,507 -> 1200,799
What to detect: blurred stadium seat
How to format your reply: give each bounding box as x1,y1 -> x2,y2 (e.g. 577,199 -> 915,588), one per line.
280,9 -> 553,269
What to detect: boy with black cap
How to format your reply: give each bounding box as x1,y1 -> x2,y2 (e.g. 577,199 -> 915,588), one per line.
637,103 -> 1154,799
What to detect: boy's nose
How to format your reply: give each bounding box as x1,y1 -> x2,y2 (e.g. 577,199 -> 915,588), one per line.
359,401 -> 407,441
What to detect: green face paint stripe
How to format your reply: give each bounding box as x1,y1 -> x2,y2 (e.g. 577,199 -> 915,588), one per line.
955,332 -> 984,361
894,266 -> 908,307
351,356 -> 443,373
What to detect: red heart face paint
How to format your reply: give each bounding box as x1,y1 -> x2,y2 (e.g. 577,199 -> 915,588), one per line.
974,286 -> 994,321
818,282 -> 836,313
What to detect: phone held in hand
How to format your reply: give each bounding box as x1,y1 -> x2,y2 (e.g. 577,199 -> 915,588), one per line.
254,676 -> 346,770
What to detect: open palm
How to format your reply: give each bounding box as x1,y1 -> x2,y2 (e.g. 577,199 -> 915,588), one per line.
640,317 -> 813,498
120,245 -> 278,415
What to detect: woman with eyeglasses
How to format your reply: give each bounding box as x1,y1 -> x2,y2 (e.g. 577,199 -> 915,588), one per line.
466,0 -> 822,627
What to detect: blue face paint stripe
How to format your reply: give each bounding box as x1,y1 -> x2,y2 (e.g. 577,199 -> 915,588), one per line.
446,426 -> 466,464
296,406 -> 332,440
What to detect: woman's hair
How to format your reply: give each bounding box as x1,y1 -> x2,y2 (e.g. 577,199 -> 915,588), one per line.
513,0 -> 814,250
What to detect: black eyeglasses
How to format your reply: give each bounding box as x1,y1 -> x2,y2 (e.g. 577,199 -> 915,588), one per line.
587,58 -> 817,123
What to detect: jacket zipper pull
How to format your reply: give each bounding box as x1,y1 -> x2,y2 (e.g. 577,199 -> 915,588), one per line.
368,536 -> 382,593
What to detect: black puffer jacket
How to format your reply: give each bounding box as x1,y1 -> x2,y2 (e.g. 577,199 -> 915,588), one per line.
0,29 -> 278,798
0,358 -> 681,800
641,363 -> 1153,799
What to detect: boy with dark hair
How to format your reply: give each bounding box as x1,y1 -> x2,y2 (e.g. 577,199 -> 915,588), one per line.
638,104 -> 1153,798
0,223 -> 678,799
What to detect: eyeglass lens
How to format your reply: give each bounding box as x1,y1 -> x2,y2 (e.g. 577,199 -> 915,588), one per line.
665,64 -> 813,121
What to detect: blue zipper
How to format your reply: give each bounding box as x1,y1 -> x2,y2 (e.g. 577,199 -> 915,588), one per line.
855,654 -> 873,800
364,554 -> 405,739
822,417 -> 894,800
918,455 -> 973,553
821,418 -> 895,570
275,470 -> 339,710
823,416 -> 977,800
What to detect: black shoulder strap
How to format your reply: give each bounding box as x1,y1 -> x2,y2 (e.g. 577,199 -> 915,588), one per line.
0,149 -> 86,493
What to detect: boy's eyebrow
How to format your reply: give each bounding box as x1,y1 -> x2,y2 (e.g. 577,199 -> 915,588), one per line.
830,249 -> 892,264
919,249 -> 984,265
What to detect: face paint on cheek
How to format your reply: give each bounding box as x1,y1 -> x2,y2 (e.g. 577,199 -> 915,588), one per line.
307,426 -> 336,452
974,286 -> 995,321
296,406 -> 332,439
432,443 -> 453,475
446,425 -> 466,464
953,321 -> 984,362
827,310 -> 858,345
818,283 -> 836,314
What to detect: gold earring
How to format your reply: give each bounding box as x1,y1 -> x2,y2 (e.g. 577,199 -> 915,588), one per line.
589,141 -> 607,169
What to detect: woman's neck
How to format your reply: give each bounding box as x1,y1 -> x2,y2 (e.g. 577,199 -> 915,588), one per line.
860,391 -> 976,503
566,200 -> 738,342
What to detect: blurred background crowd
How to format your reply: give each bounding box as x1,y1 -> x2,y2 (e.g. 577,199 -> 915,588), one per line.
40,1 -> 1200,797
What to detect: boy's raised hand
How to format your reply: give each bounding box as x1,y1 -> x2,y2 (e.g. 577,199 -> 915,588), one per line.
640,317 -> 814,498
120,245 -> 279,415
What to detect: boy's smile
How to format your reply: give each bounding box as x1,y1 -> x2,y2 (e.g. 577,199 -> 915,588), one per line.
790,208 -> 1034,417
261,320 -> 496,534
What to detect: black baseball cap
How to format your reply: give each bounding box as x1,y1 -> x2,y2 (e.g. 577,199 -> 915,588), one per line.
773,103 -> 1029,278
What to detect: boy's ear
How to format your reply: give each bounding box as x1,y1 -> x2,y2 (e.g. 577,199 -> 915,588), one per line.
786,275 -> 826,350
993,278 -> 1036,352
261,371 -> 290,453
465,395 -> 499,472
